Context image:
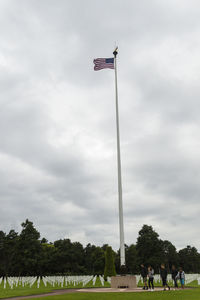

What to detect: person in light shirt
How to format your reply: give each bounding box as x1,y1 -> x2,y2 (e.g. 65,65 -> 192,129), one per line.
176,267 -> 185,289
147,266 -> 154,291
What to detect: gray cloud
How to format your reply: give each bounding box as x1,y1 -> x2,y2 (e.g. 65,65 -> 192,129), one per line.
0,0 -> 200,252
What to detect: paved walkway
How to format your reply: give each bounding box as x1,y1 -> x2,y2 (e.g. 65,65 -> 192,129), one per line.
78,287 -> 166,293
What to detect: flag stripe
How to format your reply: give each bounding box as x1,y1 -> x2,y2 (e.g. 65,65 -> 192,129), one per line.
93,58 -> 114,71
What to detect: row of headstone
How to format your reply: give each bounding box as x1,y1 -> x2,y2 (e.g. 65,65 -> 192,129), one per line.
43,275 -> 95,287
0,277 -> 38,289
107,277 -> 111,284
0,275 -> 108,289
99,275 -> 104,286
184,274 -> 200,284
0,276 -> 98,289
135,275 -> 140,284
1,274 -> 200,289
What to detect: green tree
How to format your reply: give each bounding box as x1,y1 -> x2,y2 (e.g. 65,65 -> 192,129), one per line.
178,246 -> 200,273
4,230 -> 19,275
161,240 -> 178,270
91,247 -> 105,275
71,242 -> 85,274
136,225 -> 163,271
2,220 -> 200,276
0,231 -> 6,276
40,242 -> 56,275
104,246 -> 116,280
84,243 -> 97,274
126,244 -> 139,274
53,239 -> 74,273
114,249 -> 120,274
17,219 -> 42,275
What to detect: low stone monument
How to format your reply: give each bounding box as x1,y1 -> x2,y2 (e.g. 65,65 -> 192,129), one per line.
111,265 -> 137,289
111,275 -> 137,289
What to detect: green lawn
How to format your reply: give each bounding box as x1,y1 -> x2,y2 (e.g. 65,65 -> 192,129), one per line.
27,288 -> 200,300
0,278 -> 199,299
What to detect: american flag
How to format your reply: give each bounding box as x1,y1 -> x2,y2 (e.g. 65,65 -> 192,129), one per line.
93,58 -> 114,71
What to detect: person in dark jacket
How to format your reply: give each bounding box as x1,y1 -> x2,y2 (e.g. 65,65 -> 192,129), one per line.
140,264 -> 148,290
160,264 -> 170,291
171,265 -> 178,288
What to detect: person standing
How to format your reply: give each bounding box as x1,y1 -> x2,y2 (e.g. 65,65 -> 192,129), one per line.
176,267 -> 185,289
171,265 -> 178,289
140,264 -> 148,290
160,264 -> 170,291
148,266 -> 154,291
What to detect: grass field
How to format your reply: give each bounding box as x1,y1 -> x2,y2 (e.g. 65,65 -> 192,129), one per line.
0,278 -> 200,299
0,277 -> 109,299
26,289 -> 200,300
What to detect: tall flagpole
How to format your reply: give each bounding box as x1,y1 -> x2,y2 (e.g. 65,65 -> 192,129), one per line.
113,47 -> 125,267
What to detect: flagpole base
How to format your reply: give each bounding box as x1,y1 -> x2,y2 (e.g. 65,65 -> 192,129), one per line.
111,275 -> 137,289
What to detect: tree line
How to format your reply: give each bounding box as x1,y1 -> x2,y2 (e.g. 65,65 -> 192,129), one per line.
0,220 -> 200,276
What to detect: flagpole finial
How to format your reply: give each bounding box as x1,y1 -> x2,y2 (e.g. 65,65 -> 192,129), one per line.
113,47 -> 118,57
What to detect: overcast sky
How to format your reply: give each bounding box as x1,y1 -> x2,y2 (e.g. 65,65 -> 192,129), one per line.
1,0 -> 200,252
